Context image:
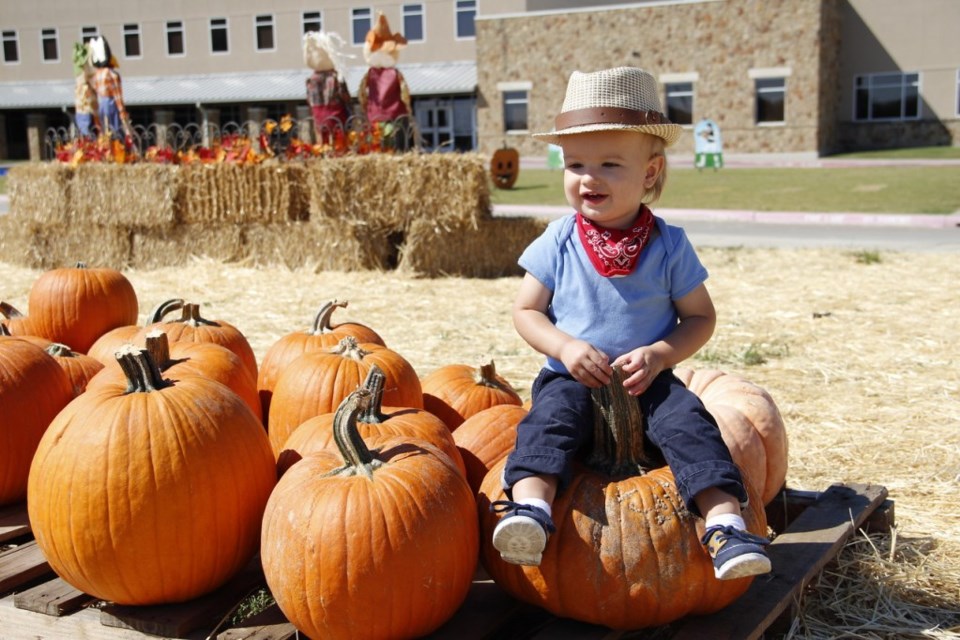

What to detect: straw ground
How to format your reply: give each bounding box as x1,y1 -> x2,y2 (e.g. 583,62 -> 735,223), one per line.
2,245 -> 958,638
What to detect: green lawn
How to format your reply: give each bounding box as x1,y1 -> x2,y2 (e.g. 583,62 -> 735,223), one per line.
494,165 -> 960,214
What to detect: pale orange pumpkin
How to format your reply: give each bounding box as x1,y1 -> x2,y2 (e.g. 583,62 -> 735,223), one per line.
87,298 -> 184,366
421,360 -> 522,431
453,403 -> 527,494
45,342 -> 104,397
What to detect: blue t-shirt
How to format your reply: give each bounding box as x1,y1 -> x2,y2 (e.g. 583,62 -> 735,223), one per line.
518,214 -> 708,375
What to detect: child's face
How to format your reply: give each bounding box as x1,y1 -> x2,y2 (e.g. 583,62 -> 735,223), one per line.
561,130 -> 665,230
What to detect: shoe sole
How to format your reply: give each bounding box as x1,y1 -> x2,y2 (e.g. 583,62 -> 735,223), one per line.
492,515 -> 546,566
715,552 -> 772,580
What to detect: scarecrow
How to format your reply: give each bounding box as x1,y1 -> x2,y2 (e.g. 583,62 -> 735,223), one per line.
303,31 -> 353,143
89,36 -> 131,143
72,42 -> 99,138
358,12 -> 413,150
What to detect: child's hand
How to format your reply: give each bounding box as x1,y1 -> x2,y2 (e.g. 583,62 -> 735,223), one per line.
613,348 -> 665,396
560,339 -> 612,388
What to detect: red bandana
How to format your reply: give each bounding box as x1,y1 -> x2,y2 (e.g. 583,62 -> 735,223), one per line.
575,205 -> 655,277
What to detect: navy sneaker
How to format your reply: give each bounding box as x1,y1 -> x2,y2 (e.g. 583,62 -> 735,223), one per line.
490,500 -> 556,566
701,525 -> 772,580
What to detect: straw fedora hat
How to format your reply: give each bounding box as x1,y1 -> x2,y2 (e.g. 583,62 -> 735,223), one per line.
533,67 -> 682,146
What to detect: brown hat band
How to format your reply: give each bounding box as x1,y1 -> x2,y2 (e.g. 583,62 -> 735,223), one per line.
555,107 -> 670,131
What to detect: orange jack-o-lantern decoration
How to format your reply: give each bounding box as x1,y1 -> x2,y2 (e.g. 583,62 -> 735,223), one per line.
491,147 -> 520,189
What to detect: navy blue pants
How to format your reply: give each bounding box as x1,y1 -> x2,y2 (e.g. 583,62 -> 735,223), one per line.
503,368 -> 748,517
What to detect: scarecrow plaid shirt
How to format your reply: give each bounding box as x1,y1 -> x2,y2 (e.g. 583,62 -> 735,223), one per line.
92,68 -> 129,120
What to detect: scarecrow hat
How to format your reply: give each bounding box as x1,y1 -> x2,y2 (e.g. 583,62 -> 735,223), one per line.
533,67 -> 682,146
365,12 -> 407,53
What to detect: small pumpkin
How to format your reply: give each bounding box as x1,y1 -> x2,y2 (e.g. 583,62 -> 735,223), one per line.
45,342 -> 104,397
0,301 -> 37,337
0,336 -> 74,505
421,360 -> 522,431
490,146 -> 520,190
87,298 -> 184,366
258,300 -> 385,424
26,262 -> 139,354
261,388 -> 478,640
278,365 -> 464,477
452,403 -> 527,494
27,346 -> 275,605
267,336 -> 422,457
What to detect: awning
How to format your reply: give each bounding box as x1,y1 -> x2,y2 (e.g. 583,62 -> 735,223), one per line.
0,60 -> 476,109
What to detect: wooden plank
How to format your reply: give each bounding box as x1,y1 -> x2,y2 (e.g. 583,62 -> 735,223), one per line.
671,482 -> 889,640
425,578 -> 525,639
14,575 -> 96,616
100,558 -> 266,638
0,540 -> 54,595
0,503 -> 31,545
217,604 -> 298,640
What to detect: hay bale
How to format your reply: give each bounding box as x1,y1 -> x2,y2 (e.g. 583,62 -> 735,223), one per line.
179,164 -> 304,225
130,223 -> 244,268
71,164 -> 179,227
398,216 -> 548,278
7,163 -> 72,224
0,220 -> 131,270
305,153 -> 491,231
242,220 -> 396,271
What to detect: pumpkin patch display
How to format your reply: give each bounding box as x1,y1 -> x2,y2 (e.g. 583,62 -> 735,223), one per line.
490,146 -> 520,189
258,300 -> 384,424
261,388 -> 478,640
0,336 -> 74,505
27,346 -> 275,605
478,367 -> 785,630
421,360 -> 522,431
267,335 -> 422,457
277,365 -> 464,477
25,263 -> 139,354
452,403 -> 527,494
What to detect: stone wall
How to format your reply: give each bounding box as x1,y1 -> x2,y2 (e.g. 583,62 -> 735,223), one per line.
476,0 -> 835,157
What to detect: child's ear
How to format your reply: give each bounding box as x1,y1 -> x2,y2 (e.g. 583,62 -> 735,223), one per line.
644,154 -> 665,189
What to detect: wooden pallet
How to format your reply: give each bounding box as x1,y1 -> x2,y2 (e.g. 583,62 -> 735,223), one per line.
0,483 -> 894,640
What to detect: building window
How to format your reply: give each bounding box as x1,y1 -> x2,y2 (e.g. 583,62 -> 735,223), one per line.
403,4 -> 424,42
854,72 -> 920,121
210,18 -> 229,54
2,30 -> 19,64
41,28 -> 59,62
456,0 -> 476,39
81,26 -> 98,44
352,8 -> 372,45
503,90 -> 529,132
255,14 -> 275,51
166,21 -> 185,56
665,82 -> 694,125
303,11 -> 322,34
123,24 -> 141,58
755,78 -> 786,124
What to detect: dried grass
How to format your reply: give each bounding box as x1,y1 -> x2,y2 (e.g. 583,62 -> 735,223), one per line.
2,245 -> 958,638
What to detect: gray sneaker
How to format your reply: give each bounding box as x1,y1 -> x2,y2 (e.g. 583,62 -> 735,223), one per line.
490,500 -> 556,566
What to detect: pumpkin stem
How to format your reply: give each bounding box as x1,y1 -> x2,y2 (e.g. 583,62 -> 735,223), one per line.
143,330 -> 187,371
145,298 -> 185,325
311,300 -> 348,335
586,365 -> 659,477
331,335 -> 370,361
175,303 -> 219,328
0,301 -> 26,319
326,388 -> 382,478
45,343 -> 76,358
358,364 -> 388,424
475,359 -> 511,390
0,323 -> 10,336
116,346 -> 171,394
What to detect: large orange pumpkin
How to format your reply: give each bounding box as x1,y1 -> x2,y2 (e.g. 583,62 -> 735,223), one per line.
261,388 -> 478,640
87,298 -> 184,366
267,336 -> 422,457
136,302 -> 258,380
452,403 -> 527,494
45,342 -> 104,397
0,336 -> 74,505
0,301 -> 37,337
257,300 -> 385,424
421,360 -> 522,431
478,367 -> 780,630
278,365 -> 464,477
27,347 -> 276,605
26,263 -> 139,354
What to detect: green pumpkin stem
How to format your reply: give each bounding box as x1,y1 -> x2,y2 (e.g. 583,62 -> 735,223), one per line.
327,388 -> 381,478
312,300 -> 348,335
587,365 -> 658,477
358,365 -> 388,424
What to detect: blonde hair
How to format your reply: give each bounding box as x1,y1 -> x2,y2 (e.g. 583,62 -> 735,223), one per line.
642,135 -> 668,205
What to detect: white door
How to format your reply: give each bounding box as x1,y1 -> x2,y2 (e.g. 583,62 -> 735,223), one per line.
415,99 -> 455,152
